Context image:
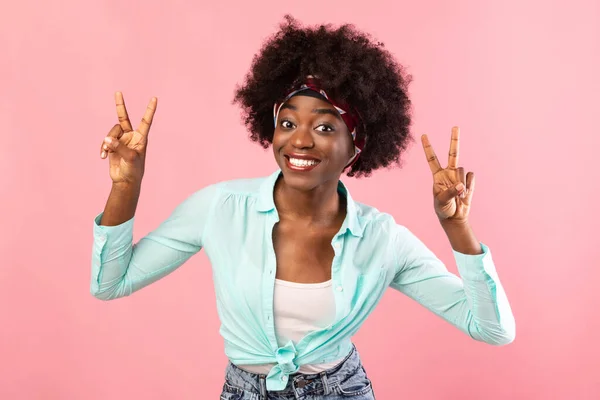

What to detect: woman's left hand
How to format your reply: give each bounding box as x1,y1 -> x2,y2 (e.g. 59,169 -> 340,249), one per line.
421,126 -> 475,223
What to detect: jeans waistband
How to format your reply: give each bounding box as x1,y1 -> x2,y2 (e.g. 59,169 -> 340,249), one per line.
224,344 -> 361,397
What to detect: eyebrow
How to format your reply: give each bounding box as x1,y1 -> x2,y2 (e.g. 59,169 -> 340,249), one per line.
280,103 -> 342,120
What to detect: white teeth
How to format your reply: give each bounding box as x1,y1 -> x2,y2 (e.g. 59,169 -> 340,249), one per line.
289,157 -> 318,167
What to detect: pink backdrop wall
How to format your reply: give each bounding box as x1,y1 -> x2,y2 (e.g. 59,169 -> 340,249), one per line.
1,0 -> 598,398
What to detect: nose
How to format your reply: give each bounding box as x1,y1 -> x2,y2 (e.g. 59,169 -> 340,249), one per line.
290,125 -> 314,150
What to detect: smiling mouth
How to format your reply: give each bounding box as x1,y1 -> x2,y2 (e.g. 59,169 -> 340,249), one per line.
284,155 -> 321,171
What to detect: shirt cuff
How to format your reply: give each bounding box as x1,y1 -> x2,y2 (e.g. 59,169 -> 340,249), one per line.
453,242 -> 496,281
93,212 -> 135,246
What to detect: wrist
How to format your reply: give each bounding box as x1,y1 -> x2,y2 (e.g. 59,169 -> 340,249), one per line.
439,219 -> 482,255
111,180 -> 142,193
439,217 -> 469,230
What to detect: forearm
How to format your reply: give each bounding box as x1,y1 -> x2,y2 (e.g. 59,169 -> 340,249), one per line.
440,219 -> 482,255
91,185 -> 214,300
439,221 -> 515,344
100,182 -> 142,226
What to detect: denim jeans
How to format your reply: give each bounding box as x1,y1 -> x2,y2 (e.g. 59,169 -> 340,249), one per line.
220,345 -> 375,399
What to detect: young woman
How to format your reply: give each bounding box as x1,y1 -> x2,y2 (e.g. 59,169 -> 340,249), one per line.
91,16 -> 515,399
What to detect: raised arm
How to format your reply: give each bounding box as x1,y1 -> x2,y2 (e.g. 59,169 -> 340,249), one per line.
389,126 -> 515,344
90,92 -> 218,300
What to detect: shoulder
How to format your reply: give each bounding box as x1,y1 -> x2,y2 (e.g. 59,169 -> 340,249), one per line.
186,175 -> 267,198
354,201 -> 406,233
352,201 -> 429,268
179,174 -> 271,214
352,200 -> 420,248
215,175 -> 268,196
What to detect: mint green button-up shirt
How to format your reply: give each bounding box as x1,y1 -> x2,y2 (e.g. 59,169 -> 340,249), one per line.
90,170 -> 515,391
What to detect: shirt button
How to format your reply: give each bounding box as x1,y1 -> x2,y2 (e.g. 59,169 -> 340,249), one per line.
336,286 -> 343,292
334,243 -> 341,250
281,376 -> 286,381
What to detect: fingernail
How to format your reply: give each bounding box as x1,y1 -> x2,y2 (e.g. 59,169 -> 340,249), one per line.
104,137 -> 112,144
456,183 -> 465,192
103,144 -> 108,150
101,151 -> 106,158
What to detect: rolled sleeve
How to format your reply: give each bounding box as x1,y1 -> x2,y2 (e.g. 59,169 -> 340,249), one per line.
453,242 -> 515,345
453,243 -> 495,281
90,213 -> 135,298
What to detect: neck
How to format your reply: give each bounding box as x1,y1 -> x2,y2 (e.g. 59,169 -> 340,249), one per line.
274,176 -> 344,224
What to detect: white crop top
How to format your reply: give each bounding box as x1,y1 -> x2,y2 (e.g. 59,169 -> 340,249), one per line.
235,278 -> 344,374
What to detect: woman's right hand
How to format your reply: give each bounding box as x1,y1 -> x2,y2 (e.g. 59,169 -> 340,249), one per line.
100,92 -> 158,186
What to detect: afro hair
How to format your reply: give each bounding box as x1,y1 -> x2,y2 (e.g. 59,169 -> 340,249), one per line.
233,15 -> 413,177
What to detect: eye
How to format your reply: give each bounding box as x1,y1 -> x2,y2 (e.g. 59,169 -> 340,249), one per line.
280,119 -> 295,129
315,124 -> 334,133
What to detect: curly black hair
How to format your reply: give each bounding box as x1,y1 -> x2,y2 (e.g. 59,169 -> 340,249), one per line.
233,15 -> 413,177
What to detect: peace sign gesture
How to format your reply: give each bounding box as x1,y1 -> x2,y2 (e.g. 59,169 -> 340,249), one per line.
421,126 -> 475,223
99,92 -> 157,186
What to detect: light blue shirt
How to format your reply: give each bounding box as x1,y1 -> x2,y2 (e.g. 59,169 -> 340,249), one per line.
90,170 -> 515,391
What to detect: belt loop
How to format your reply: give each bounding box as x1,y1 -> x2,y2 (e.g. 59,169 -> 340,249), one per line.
320,371 -> 330,395
259,375 -> 267,399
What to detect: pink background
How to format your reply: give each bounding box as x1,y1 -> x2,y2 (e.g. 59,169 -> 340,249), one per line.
1,0 -> 598,399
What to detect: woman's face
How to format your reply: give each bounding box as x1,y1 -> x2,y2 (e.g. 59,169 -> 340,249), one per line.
272,94 -> 355,191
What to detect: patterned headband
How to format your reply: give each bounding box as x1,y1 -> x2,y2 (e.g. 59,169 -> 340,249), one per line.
273,76 -> 365,168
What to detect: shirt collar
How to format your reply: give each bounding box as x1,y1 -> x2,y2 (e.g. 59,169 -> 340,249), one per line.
257,170 -> 364,238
